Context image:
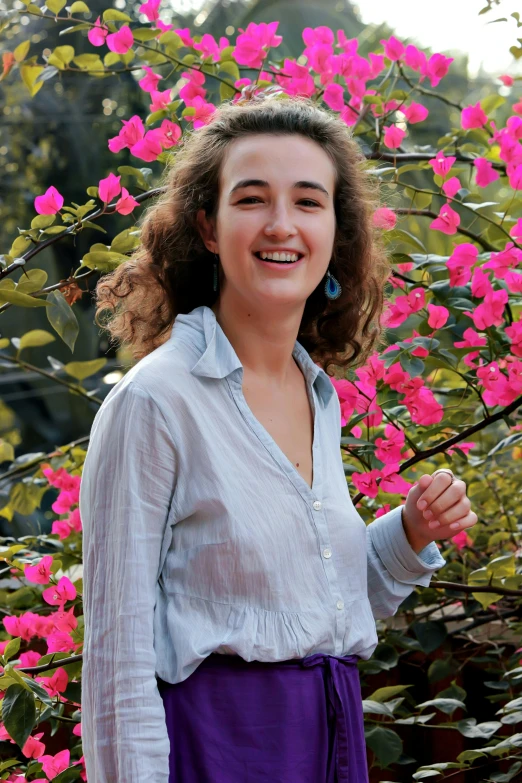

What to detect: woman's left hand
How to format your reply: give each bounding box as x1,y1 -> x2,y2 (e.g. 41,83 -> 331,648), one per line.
402,470 -> 478,553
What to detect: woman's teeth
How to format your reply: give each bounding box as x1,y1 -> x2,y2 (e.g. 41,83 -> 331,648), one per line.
258,251 -> 300,263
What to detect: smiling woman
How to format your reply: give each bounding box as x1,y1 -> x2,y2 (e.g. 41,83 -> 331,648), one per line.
94,96 -> 391,376
80,95 -> 448,783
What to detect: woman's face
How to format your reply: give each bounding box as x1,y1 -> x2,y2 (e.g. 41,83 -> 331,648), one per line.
198,133 -> 337,310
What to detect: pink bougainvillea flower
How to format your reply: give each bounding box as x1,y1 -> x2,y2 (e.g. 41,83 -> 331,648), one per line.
34,186 -> 64,215
464,288 -> 509,331
21,732 -> 46,760
508,163 -> 522,190
499,74 -> 514,86
155,19 -> 173,33
275,58 -> 315,97
323,82 -> 344,111
138,66 -> 162,93
425,53 -> 453,87
452,529 -> 472,550
303,25 -> 335,47
337,29 -> 358,54
88,16 -> 109,47
38,749 -> 70,780
427,303 -> 450,329
179,69 -> 206,102
442,176 -> 461,198
373,207 -> 396,230
233,21 -> 282,69
193,33 -> 229,62
106,25 -> 134,55
352,468 -> 380,498
430,202 -> 460,234
368,51 -> 385,78
185,95 -> 216,128
404,44 -> 427,74
383,125 -> 406,149
402,101 -> 429,123
513,99 -> 522,115
139,0 -> 161,22
108,115 -> 145,153
461,101 -> 488,129
155,118 -> 182,148
115,187 -> 140,216
98,172 -> 121,203
429,149 -> 456,178
149,87 -> 173,112
340,103 -> 359,126
24,555 -> 53,585
474,157 -> 500,187
510,218 -> 522,240
130,130 -> 163,161
42,576 -> 77,609
447,243 -> 478,286
380,35 -> 405,62
174,27 -> 194,47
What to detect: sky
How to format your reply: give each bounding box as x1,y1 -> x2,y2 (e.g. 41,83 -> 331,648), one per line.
355,0 -> 522,78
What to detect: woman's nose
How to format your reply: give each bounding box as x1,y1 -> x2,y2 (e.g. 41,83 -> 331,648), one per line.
263,206 -> 297,238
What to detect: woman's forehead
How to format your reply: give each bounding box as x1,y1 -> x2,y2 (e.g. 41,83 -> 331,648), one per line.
220,134 -> 335,188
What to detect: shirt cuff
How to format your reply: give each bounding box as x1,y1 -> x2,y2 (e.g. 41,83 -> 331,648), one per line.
367,504 -> 447,586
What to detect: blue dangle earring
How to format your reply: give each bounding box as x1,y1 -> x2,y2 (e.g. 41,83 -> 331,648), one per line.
324,267 -> 342,300
213,253 -> 219,293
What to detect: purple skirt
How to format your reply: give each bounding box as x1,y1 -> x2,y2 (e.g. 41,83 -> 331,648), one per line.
157,652 -> 369,783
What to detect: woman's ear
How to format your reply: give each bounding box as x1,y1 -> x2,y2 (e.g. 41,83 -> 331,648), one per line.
196,209 -> 218,254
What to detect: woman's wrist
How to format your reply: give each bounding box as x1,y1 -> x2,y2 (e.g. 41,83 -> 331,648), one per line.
401,506 -> 434,555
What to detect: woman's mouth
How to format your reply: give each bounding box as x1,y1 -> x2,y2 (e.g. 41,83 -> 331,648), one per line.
253,251 -> 305,267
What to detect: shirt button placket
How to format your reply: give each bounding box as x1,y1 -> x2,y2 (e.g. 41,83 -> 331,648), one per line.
312,498 -> 346,654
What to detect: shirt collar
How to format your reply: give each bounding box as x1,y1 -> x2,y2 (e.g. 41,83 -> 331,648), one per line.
172,305 -> 335,408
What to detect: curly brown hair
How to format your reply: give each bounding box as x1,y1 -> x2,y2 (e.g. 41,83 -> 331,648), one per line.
94,95 -> 391,376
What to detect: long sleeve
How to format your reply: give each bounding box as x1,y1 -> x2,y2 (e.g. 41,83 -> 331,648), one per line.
366,504 -> 446,620
79,380 -> 178,782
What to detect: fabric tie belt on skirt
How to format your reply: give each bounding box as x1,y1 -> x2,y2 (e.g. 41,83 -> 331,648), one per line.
299,653 -> 368,783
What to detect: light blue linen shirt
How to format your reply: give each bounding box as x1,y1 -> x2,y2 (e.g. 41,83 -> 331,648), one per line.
79,304 -> 446,782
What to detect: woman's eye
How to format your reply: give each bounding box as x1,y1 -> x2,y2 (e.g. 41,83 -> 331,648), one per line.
237,197 -> 319,206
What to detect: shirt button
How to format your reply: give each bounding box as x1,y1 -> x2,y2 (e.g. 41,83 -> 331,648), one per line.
337,600 -> 344,610
323,548 -> 332,559
312,500 -> 322,511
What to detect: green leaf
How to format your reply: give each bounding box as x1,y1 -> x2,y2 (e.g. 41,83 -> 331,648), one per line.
457,749 -> 487,763
362,699 -> 395,716
387,228 -> 427,252
47,45 -> 75,69
0,290 -> 50,308
365,726 -> 403,767
3,637 -> 21,662
73,54 -> 104,71
9,236 -> 31,257
480,94 -> 505,115
102,8 -> 131,21
399,354 -> 424,377
69,0 -> 90,12
412,620 -> 447,654
416,698 -> 466,715
52,768 -> 82,783
110,228 -> 141,254
456,718 -> 502,739
367,684 -> 412,703
19,329 -> 55,351
46,290 -> 79,351
64,358 -> 107,381
133,27 -> 162,41
158,30 -> 183,49
81,250 -> 128,272
16,268 -> 48,294
31,214 -> 55,230
46,0 -> 66,12
1,684 -> 36,749
14,40 -> 30,62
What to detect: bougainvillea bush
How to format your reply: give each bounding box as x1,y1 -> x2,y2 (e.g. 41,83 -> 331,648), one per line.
0,0 -> 522,780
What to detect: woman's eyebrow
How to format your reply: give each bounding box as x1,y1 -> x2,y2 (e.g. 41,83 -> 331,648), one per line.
229,179 -> 330,197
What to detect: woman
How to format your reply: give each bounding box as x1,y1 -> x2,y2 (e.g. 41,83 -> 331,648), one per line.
79,96 -> 476,782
